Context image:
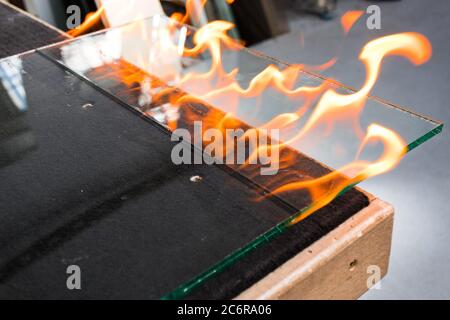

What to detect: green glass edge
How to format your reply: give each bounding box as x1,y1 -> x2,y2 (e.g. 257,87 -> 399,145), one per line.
406,124 -> 443,152
162,123 -> 443,300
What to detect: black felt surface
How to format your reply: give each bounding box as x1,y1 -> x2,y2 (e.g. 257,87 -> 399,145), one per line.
0,4 -> 369,299
0,2 -> 65,59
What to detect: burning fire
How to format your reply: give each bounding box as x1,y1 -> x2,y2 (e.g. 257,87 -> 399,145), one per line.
66,2 -> 432,225
341,10 -> 364,34
67,5 -> 105,37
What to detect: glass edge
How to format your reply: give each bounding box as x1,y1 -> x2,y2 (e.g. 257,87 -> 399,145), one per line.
0,48 -> 38,63
243,46 -> 443,127
407,123 -> 443,152
161,216 -> 292,300
162,122 -> 443,300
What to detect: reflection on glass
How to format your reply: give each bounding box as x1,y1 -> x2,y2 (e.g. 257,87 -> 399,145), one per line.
0,57 -> 28,112
0,57 -> 36,168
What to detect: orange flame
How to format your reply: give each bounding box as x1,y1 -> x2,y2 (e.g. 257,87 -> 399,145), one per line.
273,124 -> 406,224
284,33 -> 432,143
150,24 -> 432,223
261,33 -> 431,223
170,0 -> 208,25
73,2 -> 433,226
341,10 -> 364,34
67,0 -> 210,37
67,5 -> 105,37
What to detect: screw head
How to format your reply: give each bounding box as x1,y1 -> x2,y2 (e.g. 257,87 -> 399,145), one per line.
190,175 -> 203,183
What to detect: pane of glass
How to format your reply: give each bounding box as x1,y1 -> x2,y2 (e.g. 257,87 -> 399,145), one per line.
33,15 -> 443,298
0,51 -> 294,299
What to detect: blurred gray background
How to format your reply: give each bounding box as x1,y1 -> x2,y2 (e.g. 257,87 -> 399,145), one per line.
251,0 -> 449,299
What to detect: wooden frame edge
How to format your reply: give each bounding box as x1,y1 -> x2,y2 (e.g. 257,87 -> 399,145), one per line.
236,198 -> 394,300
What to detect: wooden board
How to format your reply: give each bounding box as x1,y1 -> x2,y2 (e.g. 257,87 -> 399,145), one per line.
237,198 -> 393,300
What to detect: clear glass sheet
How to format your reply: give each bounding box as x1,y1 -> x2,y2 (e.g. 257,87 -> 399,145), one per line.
31,15 -> 443,298
0,51 -> 296,299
